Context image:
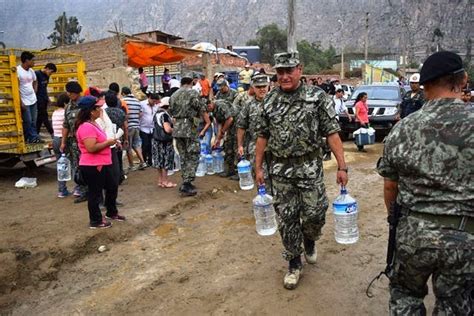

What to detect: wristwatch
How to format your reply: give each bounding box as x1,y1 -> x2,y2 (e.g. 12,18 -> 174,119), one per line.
337,167 -> 349,173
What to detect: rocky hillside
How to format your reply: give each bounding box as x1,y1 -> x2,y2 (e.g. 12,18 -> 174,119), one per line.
0,0 -> 471,62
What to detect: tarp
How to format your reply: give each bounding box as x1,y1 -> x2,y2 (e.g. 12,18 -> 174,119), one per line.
125,40 -> 203,67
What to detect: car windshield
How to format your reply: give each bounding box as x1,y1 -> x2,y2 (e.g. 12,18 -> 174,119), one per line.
351,86 -> 400,101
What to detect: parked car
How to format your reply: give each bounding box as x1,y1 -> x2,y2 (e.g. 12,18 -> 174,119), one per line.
338,84 -> 404,139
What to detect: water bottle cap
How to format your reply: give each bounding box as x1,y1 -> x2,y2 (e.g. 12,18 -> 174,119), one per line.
340,186 -> 347,194
258,185 -> 266,195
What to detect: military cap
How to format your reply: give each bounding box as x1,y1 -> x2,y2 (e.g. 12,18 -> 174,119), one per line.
420,51 -> 464,84
65,81 -> 83,94
182,74 -> 193,80
273,51 -> 300,68
216,79 -> 229,87
252,74 -> 270,87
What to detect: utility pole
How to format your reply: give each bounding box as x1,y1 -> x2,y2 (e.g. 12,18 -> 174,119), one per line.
338,19 -> 344,80
364,12 -> 369,64
215,39 -> 220,64
287,0 -> 297,52
61,12 -> 66,46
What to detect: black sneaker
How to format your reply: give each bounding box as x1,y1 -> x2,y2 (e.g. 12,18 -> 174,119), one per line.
180,182 -> 197,197
89,220 -> 112,229
74,195 -> 88,204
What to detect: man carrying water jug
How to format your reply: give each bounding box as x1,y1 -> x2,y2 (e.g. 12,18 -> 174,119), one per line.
255,52 -> 348,290
377,51 -> 473,315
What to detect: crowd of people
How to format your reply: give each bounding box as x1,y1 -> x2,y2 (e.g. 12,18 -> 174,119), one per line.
17,48 -> 473,311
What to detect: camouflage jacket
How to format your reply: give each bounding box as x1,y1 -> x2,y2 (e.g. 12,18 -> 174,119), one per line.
399,89 -> 425,119
233,91 -> 251,108
236,96 -> 263,145
215,88 -> 237,104
256,84 -> 340,179
169,87 -> 205,138
63,99 -> 80,139
377,98 -> 474,216
214,99 -> 236,124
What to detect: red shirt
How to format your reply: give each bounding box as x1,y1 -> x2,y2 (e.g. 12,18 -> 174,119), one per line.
355,100 -> 369,124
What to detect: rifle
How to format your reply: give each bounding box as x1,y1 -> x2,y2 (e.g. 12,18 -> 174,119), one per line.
366,202 -> 402,298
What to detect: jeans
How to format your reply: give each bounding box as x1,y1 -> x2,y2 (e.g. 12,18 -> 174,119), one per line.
53,136 -> 68,193
80,165 -> 118,225
22,103 -> 39,142
36,100 -> 53,135
139,131 -> 153,165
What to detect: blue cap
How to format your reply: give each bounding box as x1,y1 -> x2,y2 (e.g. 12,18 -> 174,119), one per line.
77,96 -> 98,110
258,185 -> 266,195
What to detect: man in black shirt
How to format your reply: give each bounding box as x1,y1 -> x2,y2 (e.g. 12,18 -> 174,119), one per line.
35,63 -> 57,136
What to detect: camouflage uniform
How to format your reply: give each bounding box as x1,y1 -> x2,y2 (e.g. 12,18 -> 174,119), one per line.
63,99 -> 87,195
214,99 -> 237,174
236,96 -> 262,165
233,90 -> 251,109
169,86 -> 206,184
399,89 -> 425,119
215,88 -> 237,104
257,81 -> 341,261
377,98 -> 474,315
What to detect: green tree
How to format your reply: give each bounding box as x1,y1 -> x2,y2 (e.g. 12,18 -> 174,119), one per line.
48,12 -> 84,46
246,24 -> 287,63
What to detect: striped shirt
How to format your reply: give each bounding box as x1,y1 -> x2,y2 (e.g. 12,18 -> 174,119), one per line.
52,108 -> 65,137
122,95 -> 142,129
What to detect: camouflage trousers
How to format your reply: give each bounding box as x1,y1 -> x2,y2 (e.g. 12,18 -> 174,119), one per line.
175,137 -> 199,183
272,176 -> 329,261
224,125 -> 237,174
389,215 -> 474,315
66,137 -> 87,196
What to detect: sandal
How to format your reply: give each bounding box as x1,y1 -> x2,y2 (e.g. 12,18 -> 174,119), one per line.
157,182 -> 165,187
163,182 -> 177,188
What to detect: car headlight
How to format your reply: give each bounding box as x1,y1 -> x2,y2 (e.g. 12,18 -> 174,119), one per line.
384,107 -> 398,115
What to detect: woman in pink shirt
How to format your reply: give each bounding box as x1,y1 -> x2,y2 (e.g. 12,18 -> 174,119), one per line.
354,92 -> 369,152
75,96 -> 124,229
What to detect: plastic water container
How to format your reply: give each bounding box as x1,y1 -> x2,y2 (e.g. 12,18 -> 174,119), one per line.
57,154 -> 71,181
196,151 -> 207,177
333,186 -> 359,244
237,158 -> 254,190
205,151 -> 214,175
199,138 -> 208,154
212,148 -> 224,174
173,150 -> 181,172
253,185 -> 278,236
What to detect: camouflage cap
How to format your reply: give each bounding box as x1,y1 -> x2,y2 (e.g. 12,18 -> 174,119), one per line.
251,74 -> 270,87
273,52 -> 300,68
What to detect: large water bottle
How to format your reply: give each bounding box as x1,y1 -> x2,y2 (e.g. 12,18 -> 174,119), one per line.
199,138 -> 208,154
237,158 -> 254,190
196,151 -> 207,177
252,185 -> 278,236
205,151 -> 214,175
57,153 -> 71,181
212,147 -> 224,174
333,186 -> 359,244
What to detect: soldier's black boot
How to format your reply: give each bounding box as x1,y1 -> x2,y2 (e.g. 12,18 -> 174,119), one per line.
284,256 -> 303,290
179,182 -> 197,197
304,238 -> 317,264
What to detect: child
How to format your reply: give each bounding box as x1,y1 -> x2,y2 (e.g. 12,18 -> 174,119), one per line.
52,93 -> 70,197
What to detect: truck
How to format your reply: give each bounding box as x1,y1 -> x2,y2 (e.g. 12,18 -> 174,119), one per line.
0,48 -> 86,167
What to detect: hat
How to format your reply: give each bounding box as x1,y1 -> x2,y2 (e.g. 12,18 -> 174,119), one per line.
193,73 -> 199,79
77,96 -> 100,110
420,51 -> 464,84
216,79 -> 228,87
245,64 -> 251,68
65,81 -> 83,94
252,74 -> 270,87
409,73 -> 420,83
160,96 -> 170,107
273,52 -> 300,68
84,86 -> 101,97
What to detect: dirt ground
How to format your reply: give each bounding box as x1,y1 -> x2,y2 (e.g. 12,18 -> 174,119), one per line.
0,142 -> 434,315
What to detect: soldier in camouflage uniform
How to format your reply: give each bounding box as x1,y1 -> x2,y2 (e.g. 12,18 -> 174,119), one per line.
60,81 -> 87,203
255,52 -> 349,290
236,74 -> 269,168
169,76 -> 211,196
233,85 -> 254,109
211,99 -> 238,178
215,79 -> 237,104
398,73 -> 425,119
377,51 -> 473,315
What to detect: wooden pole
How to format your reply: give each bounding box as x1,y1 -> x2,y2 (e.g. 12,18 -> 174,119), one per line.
364,12 -> 369,64
153,66 -> 156,93
287,0 -> 297,52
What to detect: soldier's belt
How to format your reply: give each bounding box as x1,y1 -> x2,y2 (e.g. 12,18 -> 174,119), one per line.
272,151 -> 319,164
403,209 -> 474,234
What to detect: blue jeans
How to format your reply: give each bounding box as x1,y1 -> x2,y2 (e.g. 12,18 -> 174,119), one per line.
53,136 -> 68,193
22,103 -> 39,141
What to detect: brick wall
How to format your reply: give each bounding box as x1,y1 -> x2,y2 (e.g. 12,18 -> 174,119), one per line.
51,37 -> 126,72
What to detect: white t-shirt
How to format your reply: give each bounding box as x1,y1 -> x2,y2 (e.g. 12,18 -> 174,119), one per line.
333,96 -> 347,119
17,65 -> 37,106
192,81 -> 202,94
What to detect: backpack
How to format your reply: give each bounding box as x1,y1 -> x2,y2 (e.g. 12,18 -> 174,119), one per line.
153,110 -> 173,142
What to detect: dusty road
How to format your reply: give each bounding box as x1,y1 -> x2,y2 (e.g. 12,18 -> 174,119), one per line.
0,142 -> 434,315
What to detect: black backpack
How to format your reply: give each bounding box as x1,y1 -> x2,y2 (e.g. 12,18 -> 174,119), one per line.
153,110 -> 173,142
